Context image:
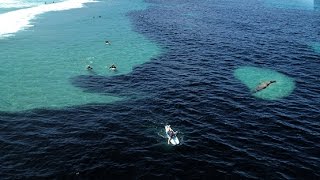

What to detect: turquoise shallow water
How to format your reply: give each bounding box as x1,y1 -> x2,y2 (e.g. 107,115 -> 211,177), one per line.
0,8 -> 15,13
312,42 -> 320,54
0,0 -> 161,112
234,66 -> 295,100
265,0 -> 315,10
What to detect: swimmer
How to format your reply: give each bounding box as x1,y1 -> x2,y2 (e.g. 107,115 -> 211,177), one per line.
253,80 -> 276,93
86,65 -> 93,70
109,64 -> 117,71
105,40 -> 111,45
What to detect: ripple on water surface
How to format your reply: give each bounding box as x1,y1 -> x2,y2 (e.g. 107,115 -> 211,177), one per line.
234,66 -> 295,100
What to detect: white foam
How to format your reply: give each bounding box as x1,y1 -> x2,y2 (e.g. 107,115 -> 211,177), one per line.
0,0 -> 41,9
0,0 -> 98,38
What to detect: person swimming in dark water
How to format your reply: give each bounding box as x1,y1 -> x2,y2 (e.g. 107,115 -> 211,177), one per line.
253,80 -> 276,93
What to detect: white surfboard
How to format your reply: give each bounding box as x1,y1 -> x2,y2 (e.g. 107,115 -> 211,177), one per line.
165,125 -> 180,145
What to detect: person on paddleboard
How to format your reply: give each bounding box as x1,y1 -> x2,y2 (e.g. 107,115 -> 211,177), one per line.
166,125 -> 178,145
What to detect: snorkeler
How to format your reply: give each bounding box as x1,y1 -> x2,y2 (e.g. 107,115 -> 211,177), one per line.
109,64 -> 117,71
86,64 -> 93,70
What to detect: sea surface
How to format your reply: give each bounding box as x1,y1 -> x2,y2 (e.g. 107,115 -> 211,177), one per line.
0,0 -> 320,179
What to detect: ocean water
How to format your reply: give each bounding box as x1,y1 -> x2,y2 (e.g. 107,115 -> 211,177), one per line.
1,0 -> 320,179
265,0 -> 315,10
312,42 -> 320,53
234,66 -> 295,100
0,0 -> 160,111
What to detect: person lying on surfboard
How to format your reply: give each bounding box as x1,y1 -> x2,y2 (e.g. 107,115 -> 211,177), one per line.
166,125 -> 178,144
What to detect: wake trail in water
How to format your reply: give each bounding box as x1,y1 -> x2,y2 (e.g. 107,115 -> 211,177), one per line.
0,0 -> 98,38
